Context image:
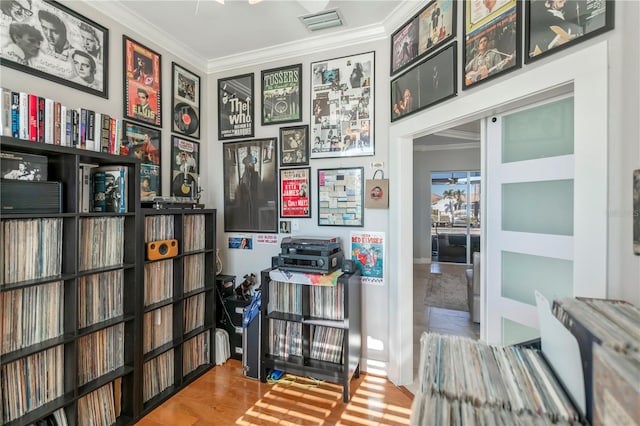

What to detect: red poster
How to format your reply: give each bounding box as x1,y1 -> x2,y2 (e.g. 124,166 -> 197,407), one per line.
124,36 -> 162,127
280,168 -> 311,218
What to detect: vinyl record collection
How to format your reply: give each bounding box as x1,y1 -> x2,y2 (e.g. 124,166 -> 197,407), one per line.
268,281 -> 302,316
79,217 -> 124,270
78,270 -> 123,329
310,282 -> 344,321
183,214 -> 206,252
77,323 -> 125,386
184,254 -> 205,292
143,305 -> 173,353
143,349 -> 174,402
310,326 -> 344,364
184,293 -> 205,333
144,214 -> 175,243
144,259 -> 174,305
268,319 -> 302,358
183,332 -> 210,376
77,380 -> 121,426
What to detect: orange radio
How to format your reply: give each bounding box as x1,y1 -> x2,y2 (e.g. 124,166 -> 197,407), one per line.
146,239 -> 178,260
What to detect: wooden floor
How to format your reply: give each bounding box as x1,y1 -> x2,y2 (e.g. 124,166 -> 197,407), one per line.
135,359 -> 414,426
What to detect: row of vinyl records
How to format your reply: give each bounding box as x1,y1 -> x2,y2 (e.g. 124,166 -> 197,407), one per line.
78,270 -> 124,329
268,281 -> 345,320
268,320 -> 345,364
144,214 -> 207,251
143,254 -> 205,305
79,217 -> 125,271
77,323 -> 124,386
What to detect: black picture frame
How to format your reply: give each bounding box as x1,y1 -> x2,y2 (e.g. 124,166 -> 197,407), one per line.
0,0 -> 109,98
120,120 -> 161,199
391,43 -> 457,122
261,63 -> 302,125
390,0 -> 457,76
280,167 -> 311,218
279,125 -> 309,167
170,135 -> 200,198
123,35 -> 162,127
171,62 -> 200,139
462,0 -> 521,90
525,0 -> 614,64
317,167 -> 364,227
218,73 -> 254,140
223,138 -> 278,233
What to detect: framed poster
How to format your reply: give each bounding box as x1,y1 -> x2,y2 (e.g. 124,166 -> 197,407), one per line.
350,231 -> 385,286
310,51 -> 374,159
171,136 -> 200,198
171,62 -> 200,139
463,0 -> 520,90
120,120 -> 161,199
0,0 -> 108,97
634,169 -> 640,255
391,43 -> 457,122
525,0 -> 614,63
261,63 -> 302,125
317,167 -> 364,227
223,138 -> 278,233
218,73 -> 254,140
123,35 -> 161,127
390,0 -> 456,76
280,167 -> 311,218
279,125 -> 309,167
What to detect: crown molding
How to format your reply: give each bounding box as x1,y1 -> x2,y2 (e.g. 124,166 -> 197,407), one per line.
414,141 -> 481,152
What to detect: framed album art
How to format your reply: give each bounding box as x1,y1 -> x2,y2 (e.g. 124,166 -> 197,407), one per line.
171,62 -> 200,139
310,52 -> 374,159
525,0 -> 614,64
390,0 -> 456,76
123,35 -> 162,127
120,120 -> 161,199
279,125 -> 309,167
223,138 -> 278,233
0,0 -> 109,98
463,0 -> 520,90
171,136 -> 200,198
218,73 -> 254,140
317,167 -> 364,227
261,63 -> 302,125
280,167 -> 311,218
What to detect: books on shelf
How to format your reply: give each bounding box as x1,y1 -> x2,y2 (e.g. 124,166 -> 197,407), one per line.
91,165 -> 128,213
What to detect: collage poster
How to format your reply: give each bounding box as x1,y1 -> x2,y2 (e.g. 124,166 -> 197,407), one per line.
171,137 -> 199,197
350,231 -> 385,285
124,37 -> 161,126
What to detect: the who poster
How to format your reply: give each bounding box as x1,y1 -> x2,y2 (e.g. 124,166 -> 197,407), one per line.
261,63 -> 302,125
350,231 -> 384,285
218,73 -> 254,140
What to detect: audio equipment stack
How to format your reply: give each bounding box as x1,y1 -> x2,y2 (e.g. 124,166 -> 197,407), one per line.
273,236 -> 343,274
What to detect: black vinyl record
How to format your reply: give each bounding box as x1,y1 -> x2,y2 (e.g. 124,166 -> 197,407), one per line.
172,172 -> 195,197
173,102 -> 199,135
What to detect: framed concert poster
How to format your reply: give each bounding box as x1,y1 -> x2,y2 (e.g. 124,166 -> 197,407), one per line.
317,167 -> 364,227
171,62 -> 200,139
280,167 -> 311,218
120,120 -> 161,199
463,0 -> 520,90
223,138 -> 278,233
261,63 -> 302,125
525,0 -> 614,64
0,0 -> 109,98
123,35 -> 162,127
390,0 -> 456,76
391,43 -> 457,122
218,73 -> 254,140
310,51 -> 374,159
279,125 -> 309,167
171,136 -> 200,198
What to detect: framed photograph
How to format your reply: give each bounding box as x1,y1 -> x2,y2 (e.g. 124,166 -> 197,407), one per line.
310,51 -> 374,159
171,136 -> 200,198
218,73 -> 254,140
123,35 -> 162,127
261,63 -> 302,125
120,120 -> 161,199
223,138 -> 278,233
171,62 -> 200,139
526,0 -> 614,63
317,167 -> 364,227
279,125 -> 309,167
391,43 -> 457,122
463,0 -> 520,90
390,0 -> 456,76
280,167 -> 311,218
0,0 -> 108,97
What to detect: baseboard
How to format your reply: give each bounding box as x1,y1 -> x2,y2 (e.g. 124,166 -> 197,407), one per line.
413,258 -> 431,264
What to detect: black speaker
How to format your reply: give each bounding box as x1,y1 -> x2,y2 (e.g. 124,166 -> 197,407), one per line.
342,259 -> 356,273
1,180 -> 61,213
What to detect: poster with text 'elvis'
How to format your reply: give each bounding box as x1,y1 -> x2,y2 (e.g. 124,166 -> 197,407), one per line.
310,51 -> 374,159
218,73 -> 254,140
123,35 -> 161,127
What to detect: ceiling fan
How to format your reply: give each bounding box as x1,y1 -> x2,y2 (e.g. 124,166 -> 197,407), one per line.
195,0 -> 264,14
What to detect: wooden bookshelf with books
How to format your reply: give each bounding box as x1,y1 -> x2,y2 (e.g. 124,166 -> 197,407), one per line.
0,135 -> 140,426
139,208 -> 216,417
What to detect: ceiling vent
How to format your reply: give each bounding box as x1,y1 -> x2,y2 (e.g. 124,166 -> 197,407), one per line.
299,9 -> 344,32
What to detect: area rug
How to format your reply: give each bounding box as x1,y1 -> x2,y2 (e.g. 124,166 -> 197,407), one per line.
423,265 -> 469,312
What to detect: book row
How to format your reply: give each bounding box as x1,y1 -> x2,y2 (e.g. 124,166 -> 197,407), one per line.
79,217 -> 125,271
143,349 -> 174,403
77,323 -> 125,386
78,164 -> 130,214
183,332 -> 210,376
78,270 -> 124,329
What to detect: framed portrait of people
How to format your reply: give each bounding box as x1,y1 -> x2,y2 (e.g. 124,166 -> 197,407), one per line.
171,62 -> 200,139
223,138 -> 278,233
261,63 -> 302,125
0,0 -> 108,97
120,120 -> 161,199
279,125 -> 309,167
525,0 -> 614,64
171,136 -> 200,198
317,167 -> 364,227
218,73 -> 254,140
463,0 -> 521,90
123,35 -> 162,127
280,167 -> 311,218
310,51 -> 374,159
390,0 -> 456,76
